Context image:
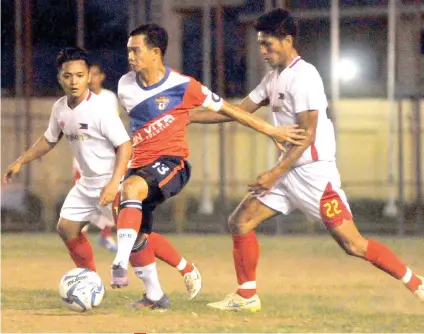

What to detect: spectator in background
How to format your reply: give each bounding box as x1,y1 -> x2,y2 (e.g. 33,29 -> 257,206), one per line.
89,63 -> 121,114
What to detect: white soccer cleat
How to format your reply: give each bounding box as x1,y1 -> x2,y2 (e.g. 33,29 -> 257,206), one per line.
414,275 -> 424,301
184,264 -> 202,300
207,293 -> 261,312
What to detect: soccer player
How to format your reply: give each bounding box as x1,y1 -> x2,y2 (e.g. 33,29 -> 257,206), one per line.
190,9 -> 423,311
2,47 -> 132,273
89,63 -> 121,114
110,23 -> 305,309
74,63 -> 122,252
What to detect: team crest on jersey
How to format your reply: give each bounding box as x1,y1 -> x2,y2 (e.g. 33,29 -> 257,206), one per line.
155,96 -> 170,111
59,121 -> 65,129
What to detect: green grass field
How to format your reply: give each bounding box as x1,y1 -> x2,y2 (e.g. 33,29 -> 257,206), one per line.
1,233 -> 423,333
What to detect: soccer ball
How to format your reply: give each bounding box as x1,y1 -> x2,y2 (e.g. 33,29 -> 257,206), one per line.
59,268 -> 105,312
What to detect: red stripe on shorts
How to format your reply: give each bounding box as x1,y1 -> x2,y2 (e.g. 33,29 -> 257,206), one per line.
158,160 -> 185,188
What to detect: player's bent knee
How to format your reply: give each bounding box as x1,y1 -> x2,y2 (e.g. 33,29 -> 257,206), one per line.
57,218 -> 87,242
121,177 -> 148,200
237,223 -> 254,235
339,240 -> 367,257
228,213 -> 245,234
228,213 -> 237,232
228,216 -> 255,235
57,220 -> 76,241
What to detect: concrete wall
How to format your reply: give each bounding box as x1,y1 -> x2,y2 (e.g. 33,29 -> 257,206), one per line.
2,97 -> 423,228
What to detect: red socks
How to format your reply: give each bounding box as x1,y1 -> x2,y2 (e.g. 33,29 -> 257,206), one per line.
148,232 -> 194,275
233,231 -> 259,299
364,238 -> 421,292
65,233 -> 96,272
129,240 -> 155,267
364,239 -> 406,279
117,206 -> 142,233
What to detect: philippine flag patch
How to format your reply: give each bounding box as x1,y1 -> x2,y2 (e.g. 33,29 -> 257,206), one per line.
79,123 -> 88,130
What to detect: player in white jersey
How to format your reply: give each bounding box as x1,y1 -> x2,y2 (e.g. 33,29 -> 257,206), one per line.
2,47 -> 132,273
74,63 -> 122,252
89,63 -> 120,114
190,9 -> 423,311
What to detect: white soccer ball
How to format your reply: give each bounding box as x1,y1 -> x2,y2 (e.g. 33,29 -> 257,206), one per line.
59,268 -> 105,312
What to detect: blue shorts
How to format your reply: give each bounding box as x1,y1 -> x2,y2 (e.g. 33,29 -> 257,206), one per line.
123,156 -> 191,233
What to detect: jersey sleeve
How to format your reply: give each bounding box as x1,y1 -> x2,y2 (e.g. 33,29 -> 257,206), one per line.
248,74 -> 269,104
44,107 -> 62,143
117,78 -> 128,113
100,106 -> 130,147
184,78 -> 223,112
111,92 -> 121,116
290,67 -> 325,114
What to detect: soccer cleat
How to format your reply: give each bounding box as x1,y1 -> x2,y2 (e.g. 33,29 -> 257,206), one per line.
110,264 -> 129,288
184,264 -> 202,300
207,293 -> 261,312
129,293 -> 171,311
414,275 -> 424,301
97,236 -> 118,253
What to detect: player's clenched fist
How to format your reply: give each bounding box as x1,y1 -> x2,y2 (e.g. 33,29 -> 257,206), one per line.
2,161 -> 22,183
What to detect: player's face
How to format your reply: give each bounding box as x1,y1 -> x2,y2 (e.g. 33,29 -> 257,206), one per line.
127,35 -> 158,72
58,60 -> 91,98
257,32 -> 292,67
89,65 -> 105,92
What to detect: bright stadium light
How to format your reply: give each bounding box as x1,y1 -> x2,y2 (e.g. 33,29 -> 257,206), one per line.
337,58 -> 358,82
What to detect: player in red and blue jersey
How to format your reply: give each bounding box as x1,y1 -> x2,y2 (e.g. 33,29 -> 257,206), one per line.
110,23 -> 306,309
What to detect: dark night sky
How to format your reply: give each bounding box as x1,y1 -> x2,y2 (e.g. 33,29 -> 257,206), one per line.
1,0 -> 419,97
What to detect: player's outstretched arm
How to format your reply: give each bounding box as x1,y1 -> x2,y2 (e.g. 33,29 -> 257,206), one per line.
218,100 -> 305,146
189,96 -> 263,124
99,140 -> 132,206
2,135 -> 59,183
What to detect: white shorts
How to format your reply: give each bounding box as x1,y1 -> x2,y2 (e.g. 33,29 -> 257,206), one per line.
60,182 -> 114,228
256,161 -> 352,228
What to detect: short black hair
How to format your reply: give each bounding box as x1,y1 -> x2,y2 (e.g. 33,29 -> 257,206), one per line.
129,23 -> 168,57
254,9 -> 297,39
90,62 -> 104,73
56,47 -> 90,71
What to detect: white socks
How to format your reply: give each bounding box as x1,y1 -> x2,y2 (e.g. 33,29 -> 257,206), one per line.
134,262 -> 164,301
239,281 -> 256,289
401,268 -> 413,284
113,228 -> 138,270
176,258 -> 187,271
